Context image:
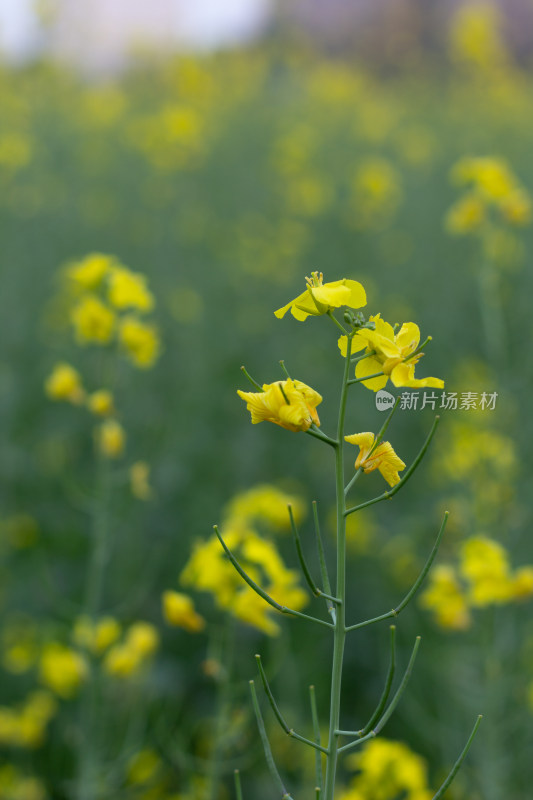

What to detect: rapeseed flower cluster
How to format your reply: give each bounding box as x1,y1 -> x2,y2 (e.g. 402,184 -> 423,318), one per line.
421,536 -> 533,630
103,621 -> 159,679
446,157 -> 531,267
45,254 -> 162,471
339,738 -> 432,800
0,691 -> 56,749
64,253 -> 160,368
339,315 -> 443,392
39,643 -> 88,699
176,485 -> 307,636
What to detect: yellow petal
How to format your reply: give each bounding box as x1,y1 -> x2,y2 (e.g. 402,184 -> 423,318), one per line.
342,279 -> 367,309
394,322 -> 420,355
337,334 -> 367,357
390,363 -> 444,389
355,356 -> 389,392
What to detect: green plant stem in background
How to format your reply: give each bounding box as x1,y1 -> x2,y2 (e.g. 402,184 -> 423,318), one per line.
478,261 -> 505,368
206,618 -> 236,800
76,449 -> 113,800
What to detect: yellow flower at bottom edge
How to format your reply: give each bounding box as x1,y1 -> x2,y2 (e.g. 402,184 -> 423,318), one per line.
162,591 -> 205,632
345,432 -> 405,487
274,271 -> 366,321
237,378 -> 322,432
45,363 -> 85,404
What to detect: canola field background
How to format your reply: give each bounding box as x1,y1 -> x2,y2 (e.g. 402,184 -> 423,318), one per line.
1,5 -> 533,800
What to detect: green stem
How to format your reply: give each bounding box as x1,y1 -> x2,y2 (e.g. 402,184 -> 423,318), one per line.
77,451 -> 112,800
323,334 -> 352,800
206,619 -> 236,800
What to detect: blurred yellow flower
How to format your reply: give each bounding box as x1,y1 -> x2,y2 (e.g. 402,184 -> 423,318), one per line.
70,295 -> 115,345
340,314 -> 443,392
87,389 -> 114,416
0,691 -> 56,749
66,253 -> 114,290
130,461 -> 153,500
39,643 -> 88,699
181,525 -> 307,636
449,2 -> 508,70
446,192 -> 485,234
73,616 -> 121,655
45,362 -> 85,404
118,316 -> 160,368
127,749 -> 161,786
162,591 -> 205,632
460,536 -> 513,606
420,565 -> 471,630
224,484 -> 304,531
103,622 -> 159,678
0,765 -> 45,800
95,419 -> 126,458
108,266 -> 154,312
274,272 -> 366,321
342,738 -> 432,800
345,432 -> 405,487
237,378 -> 322,432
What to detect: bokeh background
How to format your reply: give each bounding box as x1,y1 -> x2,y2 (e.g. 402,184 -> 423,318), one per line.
1,1 -> 532,799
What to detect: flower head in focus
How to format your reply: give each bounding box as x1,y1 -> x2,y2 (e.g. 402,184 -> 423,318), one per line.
274,272 -> 366,321
339,314 -> 443,392
345,432 -> 405,487
237,378 -> 322,432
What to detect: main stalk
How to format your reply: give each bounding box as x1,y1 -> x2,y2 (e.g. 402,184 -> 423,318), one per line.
323,336 -> 352,800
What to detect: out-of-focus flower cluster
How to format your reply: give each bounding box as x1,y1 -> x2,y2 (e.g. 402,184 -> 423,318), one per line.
446,157 -> 531,269
421,536 -> 533,630
171,484 -> 308,636
44,255 -> 160,489
339,737 -> 433,800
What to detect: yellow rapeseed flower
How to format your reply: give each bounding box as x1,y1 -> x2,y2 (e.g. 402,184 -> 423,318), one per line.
420,565 -> 471,630
344,432 -> 405,487
339,314 -> 443,391
70,295 -> 115,345
460,536 -> 514,606
344,738 -> 432,800
224,484 -> 305,531
274,271 -> 366,321
73,616 -> 121,655
118,316 -> 160,368
66,253 -> 115,290
108,266 -> 154,312
162,591 -> 206,632
103,622 -> 159,678
45,363 -> 85,404
130,461 -> 153,500
181,526 -> 307,636
237,378 -> 322,432
87,389 -> 114,416
39,643 -> 88,699
95,419 -> 126,458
